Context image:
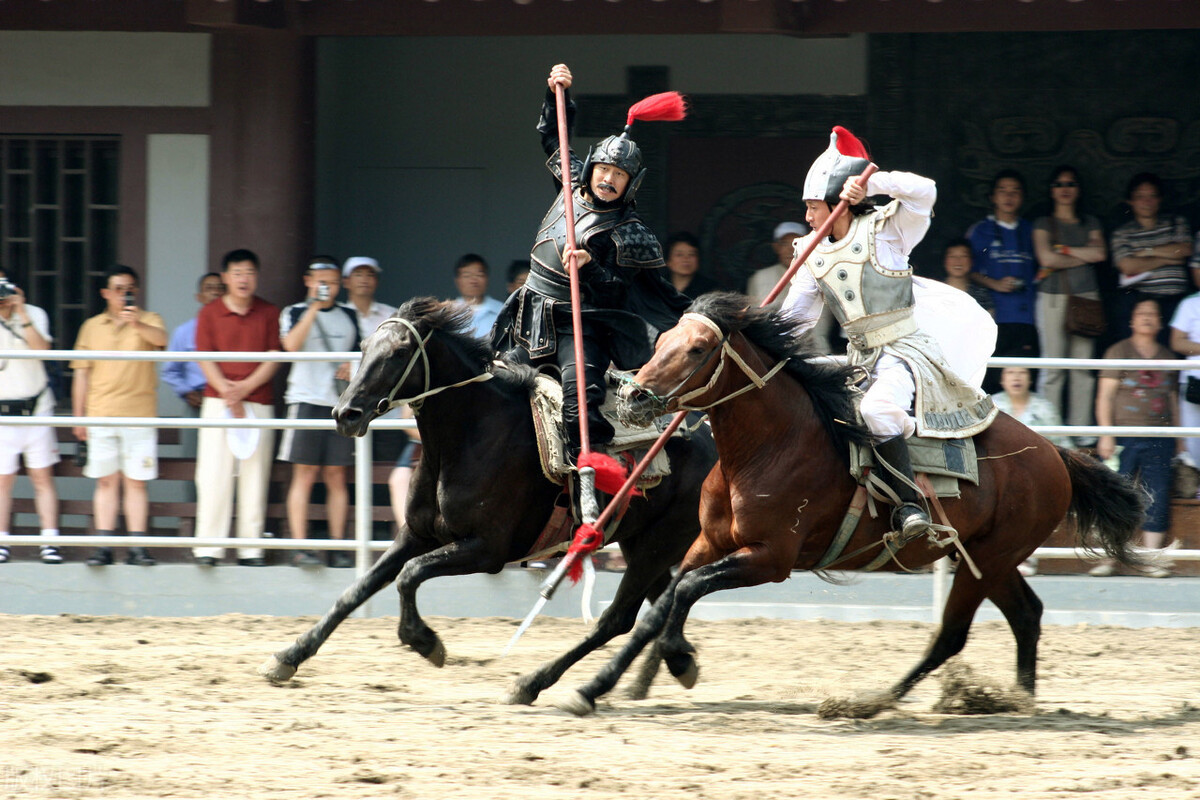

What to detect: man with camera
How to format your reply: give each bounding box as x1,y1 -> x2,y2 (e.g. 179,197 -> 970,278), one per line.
0,269 -> 62,565
278,257 -> 359,567
70,265 -> 166,567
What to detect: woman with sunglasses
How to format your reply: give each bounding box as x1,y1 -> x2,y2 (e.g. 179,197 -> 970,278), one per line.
1032,165 -> 1107,445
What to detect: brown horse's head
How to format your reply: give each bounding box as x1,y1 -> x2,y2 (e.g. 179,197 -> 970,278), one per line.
617,305 -> 732,426
333,298 -> 477,437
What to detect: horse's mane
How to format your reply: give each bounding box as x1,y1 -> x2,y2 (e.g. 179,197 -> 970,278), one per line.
686,292 -> 875,453
391,297 -> 537,392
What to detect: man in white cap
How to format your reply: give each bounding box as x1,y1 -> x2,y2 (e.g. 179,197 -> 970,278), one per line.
341,256 -> 396,338
341,256 -> 416,514
782,126 -> 997,541
746,221 -> 838,354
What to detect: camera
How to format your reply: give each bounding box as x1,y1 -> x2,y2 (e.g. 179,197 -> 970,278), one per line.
0,279 -> 17,300
316,283 -> 331,302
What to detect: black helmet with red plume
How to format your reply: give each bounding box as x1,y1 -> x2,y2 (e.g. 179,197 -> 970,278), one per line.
581,91 -> 687,205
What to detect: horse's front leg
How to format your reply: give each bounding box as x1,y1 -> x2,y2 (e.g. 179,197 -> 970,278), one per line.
396,536 -> 503,667
260,533 -> 425,682
557,572 -> 682,716
506,553 -> 674,705
656,543 -> 787,687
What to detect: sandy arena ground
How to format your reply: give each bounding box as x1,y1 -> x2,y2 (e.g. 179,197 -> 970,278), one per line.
2,613 -> 1198,799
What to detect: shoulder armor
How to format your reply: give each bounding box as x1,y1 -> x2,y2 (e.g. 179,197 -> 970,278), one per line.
610,218 -> 665,269
545,148 -> 584,185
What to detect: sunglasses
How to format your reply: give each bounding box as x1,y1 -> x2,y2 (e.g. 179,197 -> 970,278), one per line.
1051,181 -> 1078,188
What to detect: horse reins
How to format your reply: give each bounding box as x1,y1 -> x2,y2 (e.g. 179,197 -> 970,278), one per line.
375,317 -> 493,413
640,312 -> 788,412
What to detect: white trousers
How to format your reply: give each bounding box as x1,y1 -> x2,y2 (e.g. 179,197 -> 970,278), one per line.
860,353 -> 917,439
193,397 -> 276,559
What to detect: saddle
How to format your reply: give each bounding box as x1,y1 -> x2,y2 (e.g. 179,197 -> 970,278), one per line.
518,370 -> 689,564
528,370 -> 682,491
850,435 -> 979,501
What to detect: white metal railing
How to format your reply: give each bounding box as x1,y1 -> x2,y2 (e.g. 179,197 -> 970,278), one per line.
2,348 -> 1198,620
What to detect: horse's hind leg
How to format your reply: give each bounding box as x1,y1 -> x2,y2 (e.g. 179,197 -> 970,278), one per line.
986,570 -> 1043,693
507,560 -> 673,705
396,536 -> 499,667
259,537 -> 418,682
885,565 -> 990,705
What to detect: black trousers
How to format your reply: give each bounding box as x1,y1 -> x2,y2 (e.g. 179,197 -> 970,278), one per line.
553,328 -> 615,457
502,326 -> 616,458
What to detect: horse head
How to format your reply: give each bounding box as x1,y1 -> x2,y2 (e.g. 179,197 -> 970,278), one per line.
333,297 -> 476,437
617,299 -> 736,427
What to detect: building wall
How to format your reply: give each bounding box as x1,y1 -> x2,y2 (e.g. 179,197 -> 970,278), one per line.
314,34 -> 868,304
0,31 -> 214,416
0,32 -> 210,107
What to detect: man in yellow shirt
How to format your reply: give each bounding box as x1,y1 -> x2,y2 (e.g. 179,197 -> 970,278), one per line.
70,266 -> 166,566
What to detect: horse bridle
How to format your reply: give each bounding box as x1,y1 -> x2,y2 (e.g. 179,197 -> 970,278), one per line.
374,316 -> 493,414
627,312 -> 789,413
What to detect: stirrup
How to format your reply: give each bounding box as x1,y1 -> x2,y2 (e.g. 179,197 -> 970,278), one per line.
893,504 -> 931,539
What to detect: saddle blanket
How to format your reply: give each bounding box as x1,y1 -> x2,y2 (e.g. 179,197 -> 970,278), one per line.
529,371 -> 679,490
850,435 -> 978,500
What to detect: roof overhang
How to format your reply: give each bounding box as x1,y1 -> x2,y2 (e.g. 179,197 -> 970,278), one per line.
2,0 -> 1198,37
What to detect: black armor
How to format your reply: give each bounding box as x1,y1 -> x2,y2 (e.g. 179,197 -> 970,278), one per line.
493,87 -> 690,454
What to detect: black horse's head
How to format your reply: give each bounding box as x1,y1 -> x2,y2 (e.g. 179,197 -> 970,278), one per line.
333,297 -> 482,437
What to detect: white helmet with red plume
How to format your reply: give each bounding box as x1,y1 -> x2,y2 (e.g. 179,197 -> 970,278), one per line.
803,126 -> 872,205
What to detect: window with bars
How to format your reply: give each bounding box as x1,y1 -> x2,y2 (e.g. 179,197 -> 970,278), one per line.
1,136 -> 120,366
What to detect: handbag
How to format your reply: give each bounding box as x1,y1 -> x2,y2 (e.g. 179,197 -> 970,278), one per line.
1064,294 -> 1106,338
1186,376 -> 1200,405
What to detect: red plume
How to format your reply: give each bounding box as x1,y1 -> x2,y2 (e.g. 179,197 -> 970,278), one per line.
578,451 -> 640,496
626,91 -> 688,127
832,125 -> 870,159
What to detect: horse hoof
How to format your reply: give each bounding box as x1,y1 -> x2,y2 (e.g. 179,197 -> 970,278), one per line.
672,659 -> 699,690
258,656 -> 297,683
417,639 -> 446,668
555,690 -> 596,717
504,680 -> 537,706
624,680 -> 651,701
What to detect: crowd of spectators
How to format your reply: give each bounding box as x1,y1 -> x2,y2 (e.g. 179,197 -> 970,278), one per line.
2,164 -> 1199,577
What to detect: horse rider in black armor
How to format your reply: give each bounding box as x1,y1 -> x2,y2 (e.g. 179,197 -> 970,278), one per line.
493,63 -> 691,462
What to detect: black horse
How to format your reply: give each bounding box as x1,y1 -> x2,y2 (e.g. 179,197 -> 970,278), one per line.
259,297 -> 717,705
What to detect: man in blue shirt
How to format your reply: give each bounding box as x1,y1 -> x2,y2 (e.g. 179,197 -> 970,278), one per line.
967,169 -> 1040,394
453,253 -> 504,339
163,273 -> 225,409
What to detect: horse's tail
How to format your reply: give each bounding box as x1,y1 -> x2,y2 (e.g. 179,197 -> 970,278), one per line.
1058,446 -> 1148,568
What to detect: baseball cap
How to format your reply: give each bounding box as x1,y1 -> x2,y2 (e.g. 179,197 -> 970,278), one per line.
306,256 -> 340,273
773,222 -> 808,241
342,256 -> 381,278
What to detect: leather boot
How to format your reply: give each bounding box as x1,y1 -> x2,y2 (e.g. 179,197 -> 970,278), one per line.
872,436 -> 932,540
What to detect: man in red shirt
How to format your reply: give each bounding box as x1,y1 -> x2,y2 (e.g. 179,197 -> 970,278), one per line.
191,249 -> 281,567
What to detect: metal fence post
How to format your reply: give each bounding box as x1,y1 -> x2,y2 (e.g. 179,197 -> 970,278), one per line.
354,429 -> 374,618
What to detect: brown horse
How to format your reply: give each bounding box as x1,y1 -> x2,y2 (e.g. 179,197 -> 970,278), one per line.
561,292 -> 1146,716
